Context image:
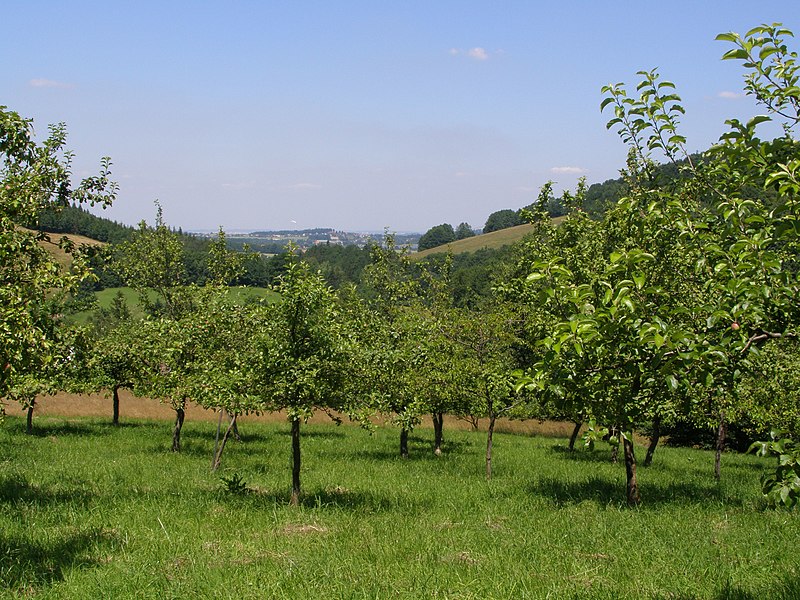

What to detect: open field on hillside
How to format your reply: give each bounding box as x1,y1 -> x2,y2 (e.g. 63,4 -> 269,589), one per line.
413,223 -> 535,259
1,408 -> 797,599
92,287 -> 279,311
68,287 -> 280,324
413,218 -> 567,260
32,230 -> 105,268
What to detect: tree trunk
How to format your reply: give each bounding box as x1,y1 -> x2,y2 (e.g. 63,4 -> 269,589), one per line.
112,385 -> 121,426
226,410 -> 241,442
212,414 -> 238,471
433,412 -> 444,456
26,398 -> 36,435
486,414 -> 497,480
290,417 -> 301,506
644,416 -> 661,467
568,420 -> 582,451
231,415 -> 241,442
715,412 -> 726,481
623,435 -> 640,506
609,424 -> 619,464
172,406 -> 185,452
400,427 -> 409,459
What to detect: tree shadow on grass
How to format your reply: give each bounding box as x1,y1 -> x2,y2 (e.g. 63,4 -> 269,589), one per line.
355,433 -> 474,462
0,527 -> 115,591
24,420 -> 115,439
549,444 -> 618,463
215,484 -> 422,514
653,574 -> 800,600
0,474 -> 94,507
527,475 -> 748,509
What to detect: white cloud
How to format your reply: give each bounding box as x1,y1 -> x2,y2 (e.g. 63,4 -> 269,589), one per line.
550,166 -> 587,174
448,47 -> 499,60
29,78 -> 73,89
718,91 -> 742,99
467,47 -> 488,61
221,181 -> 255,190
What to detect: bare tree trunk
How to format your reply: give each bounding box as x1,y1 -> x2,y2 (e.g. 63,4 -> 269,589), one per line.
172,406 -> 185,452
433,412 -> 444,456
212,414 -> 238,471
26,398 -> 36,435
486,414 -> 497,480
290,417 -> 301,506
623,435 -> 640,506
400,427 -> 409,459
112,385 -> 121,426
568,420 -> 582,451
226,410 -> 241,441
715,412 -> 726,481
644,416 -> 661,467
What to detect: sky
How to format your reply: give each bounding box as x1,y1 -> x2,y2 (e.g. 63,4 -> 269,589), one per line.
3,1 -> 798,233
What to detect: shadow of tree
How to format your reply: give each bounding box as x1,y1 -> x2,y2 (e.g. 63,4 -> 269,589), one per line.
0,474 -> 94,507
527,475 -> 749,508
549,444 -> 618,463
0,527 -> 115,590
652,574 -> 800,600
214,484 -> 422,513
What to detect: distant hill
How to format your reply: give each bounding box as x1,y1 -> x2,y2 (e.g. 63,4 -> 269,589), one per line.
413,217 -> 566,260
36,205 -> 134,244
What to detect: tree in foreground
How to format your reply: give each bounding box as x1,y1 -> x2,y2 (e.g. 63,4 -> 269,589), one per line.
360,235 -> 428,458
254,248 -> 353,505
514,23 -> 799,505
0,106 -> 117,412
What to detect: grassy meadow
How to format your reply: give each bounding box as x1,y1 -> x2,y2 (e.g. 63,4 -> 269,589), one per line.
1,413 -> 798,599
412,218 -> 567,260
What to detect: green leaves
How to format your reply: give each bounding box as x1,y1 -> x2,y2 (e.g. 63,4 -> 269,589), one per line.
0,106 -> 117,401
749,432 -> 800,508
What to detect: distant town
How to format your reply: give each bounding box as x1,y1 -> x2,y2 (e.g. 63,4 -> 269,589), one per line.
192,228 -> 421,254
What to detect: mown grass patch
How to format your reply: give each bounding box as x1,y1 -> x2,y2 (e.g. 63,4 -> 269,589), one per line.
0,416 -> 797,599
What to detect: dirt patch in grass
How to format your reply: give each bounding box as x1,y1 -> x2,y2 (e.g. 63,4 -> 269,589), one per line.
280,524 -> 328,535
4,390 -> 579,438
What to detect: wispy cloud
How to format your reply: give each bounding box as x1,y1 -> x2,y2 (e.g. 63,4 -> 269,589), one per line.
29,78 -> 73,89
449,47 -> 498,61
287,182 -> 322,190
550,166 -> 587,174
718,91 -> 742,99
221,181 -> 255,190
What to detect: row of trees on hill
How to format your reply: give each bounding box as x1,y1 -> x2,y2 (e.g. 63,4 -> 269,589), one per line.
2,24 -> 799,508
417,222 -> 476,251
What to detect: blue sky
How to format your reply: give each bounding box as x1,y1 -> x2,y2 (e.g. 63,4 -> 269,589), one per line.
3,1 -> 797,232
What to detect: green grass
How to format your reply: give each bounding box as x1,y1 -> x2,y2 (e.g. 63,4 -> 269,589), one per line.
0,416 -> 797,599
70,286 -> 280,324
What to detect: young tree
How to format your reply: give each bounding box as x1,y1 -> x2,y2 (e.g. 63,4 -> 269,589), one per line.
253,248 -> 354,504
0,106 -> 117,408
115,202 -> 193,319
515,23 -> 799,505
361,235 -> 426,458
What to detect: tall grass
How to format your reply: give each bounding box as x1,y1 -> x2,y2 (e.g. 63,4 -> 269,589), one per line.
0,416 -> 797,599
